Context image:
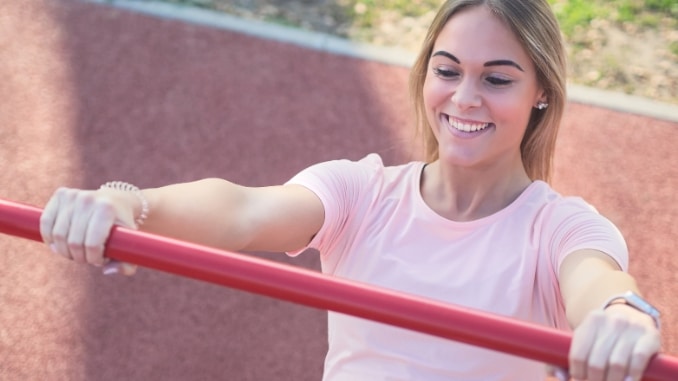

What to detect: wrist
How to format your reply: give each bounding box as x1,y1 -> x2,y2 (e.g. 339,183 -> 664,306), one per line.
99,181 -> 149,228
604,303 -> 658,329
602,291 -> 661,329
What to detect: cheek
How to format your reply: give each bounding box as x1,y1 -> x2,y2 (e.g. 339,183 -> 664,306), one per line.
423,76 -> 450,111
487,93 -> 534,129
422,79 -> 446,129
422,76 -> 434,109
490,81 -> 541,127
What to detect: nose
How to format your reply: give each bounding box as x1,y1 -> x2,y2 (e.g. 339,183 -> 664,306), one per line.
450,77 -> 481,110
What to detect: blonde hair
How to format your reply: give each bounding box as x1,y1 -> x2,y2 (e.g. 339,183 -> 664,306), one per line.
409,0 -> 567,182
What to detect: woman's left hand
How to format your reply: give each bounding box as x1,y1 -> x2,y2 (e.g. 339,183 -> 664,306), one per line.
566,303 -> 661,381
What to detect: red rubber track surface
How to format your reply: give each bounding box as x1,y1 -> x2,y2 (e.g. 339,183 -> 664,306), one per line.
0,1 -> 676,380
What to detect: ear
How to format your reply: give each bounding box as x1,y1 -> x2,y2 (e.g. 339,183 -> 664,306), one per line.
533,89 -> 548,110
535,89 -> 547,106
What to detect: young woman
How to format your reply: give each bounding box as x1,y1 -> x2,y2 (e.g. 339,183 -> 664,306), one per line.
40,1 -> 661,380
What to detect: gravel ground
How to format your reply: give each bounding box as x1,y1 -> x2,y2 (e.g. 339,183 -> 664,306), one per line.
151,0 -> 678,104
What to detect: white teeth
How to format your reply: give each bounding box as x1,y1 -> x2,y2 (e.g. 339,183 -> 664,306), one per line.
447,116 -> 489,132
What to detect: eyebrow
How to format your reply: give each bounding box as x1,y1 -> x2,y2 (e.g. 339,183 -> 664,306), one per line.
431,51 -> 524,72
485,60 -> 524,72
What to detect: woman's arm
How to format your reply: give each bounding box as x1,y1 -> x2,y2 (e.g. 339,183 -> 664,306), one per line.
140,179 -> 324,252
40,179 -> 325,269
558,249 -> 661,381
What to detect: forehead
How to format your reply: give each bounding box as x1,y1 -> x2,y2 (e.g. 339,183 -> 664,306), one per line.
433,6 -> 532,67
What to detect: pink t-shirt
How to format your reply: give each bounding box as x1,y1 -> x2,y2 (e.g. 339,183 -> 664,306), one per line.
287,154 -> 628,381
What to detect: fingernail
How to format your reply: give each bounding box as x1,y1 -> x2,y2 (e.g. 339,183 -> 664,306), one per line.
624,377 -> 634,381
102,266 -> 119,276
554,368 -> 569,381
49,243 -> 58,254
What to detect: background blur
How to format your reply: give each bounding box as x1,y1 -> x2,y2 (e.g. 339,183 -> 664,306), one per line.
155,0 -> 678,104
0,1 -> 676,380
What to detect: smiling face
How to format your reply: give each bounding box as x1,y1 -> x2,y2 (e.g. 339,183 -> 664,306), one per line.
423,5 -> 545,173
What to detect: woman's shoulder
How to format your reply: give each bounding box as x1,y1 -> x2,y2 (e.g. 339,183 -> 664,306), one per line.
329,153 -> 422,171
290,153 -> 424,183
527,183 -> 628,270
526,181 -> 621,235
526,181 -> 599,213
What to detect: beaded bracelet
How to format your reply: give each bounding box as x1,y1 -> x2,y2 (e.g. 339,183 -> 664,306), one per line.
99,181 -> 149,228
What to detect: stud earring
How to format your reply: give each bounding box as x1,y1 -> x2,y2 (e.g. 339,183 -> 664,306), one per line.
536,101 -> 549,110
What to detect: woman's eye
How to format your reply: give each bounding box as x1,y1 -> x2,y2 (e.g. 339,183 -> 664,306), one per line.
486,76 -> 513,86
433,67 -> 459,79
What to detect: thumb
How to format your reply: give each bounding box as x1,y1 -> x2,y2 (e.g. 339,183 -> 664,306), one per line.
101,208 -> 139,276
545,365 -> 570,381
114,209 -> 138,230
102,260 -> 138,276
97,185 -> 143,230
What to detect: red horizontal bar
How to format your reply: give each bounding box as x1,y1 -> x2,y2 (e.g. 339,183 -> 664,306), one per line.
0,198 -> 676,380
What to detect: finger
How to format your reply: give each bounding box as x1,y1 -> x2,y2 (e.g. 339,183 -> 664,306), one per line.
40,187 -> 66,244
570,310 -> 604,380
50,188 -> 78,260
626,330 -> 661,381
605,325 -> 636,381
67,192 -> 97,263
586,315 -> 630,381
83,199 -> 118,266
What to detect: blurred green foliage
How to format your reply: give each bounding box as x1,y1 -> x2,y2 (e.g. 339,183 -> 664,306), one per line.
160,0 -> 677,37
338,0 -> 441,29
342,0 -> 676,36
546,0 -> 677,35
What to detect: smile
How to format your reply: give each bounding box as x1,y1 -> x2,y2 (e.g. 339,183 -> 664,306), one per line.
446,115 -> 492,132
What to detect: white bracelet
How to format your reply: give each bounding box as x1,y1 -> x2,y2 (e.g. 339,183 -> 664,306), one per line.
100,181 -> 149,227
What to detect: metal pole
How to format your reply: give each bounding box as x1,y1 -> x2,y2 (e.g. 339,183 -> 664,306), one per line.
1,198 -> 676,380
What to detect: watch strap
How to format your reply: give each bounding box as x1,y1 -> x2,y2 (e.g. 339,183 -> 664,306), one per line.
602,291 -> 661,329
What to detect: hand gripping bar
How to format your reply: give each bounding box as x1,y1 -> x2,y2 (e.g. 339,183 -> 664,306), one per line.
0,198 -> 676,380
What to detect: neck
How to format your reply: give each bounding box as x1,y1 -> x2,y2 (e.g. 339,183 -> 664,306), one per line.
420,159 -> 532,222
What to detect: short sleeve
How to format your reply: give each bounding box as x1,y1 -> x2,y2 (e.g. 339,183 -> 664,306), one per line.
284,154 -> 383,257
543,197 -> 629,275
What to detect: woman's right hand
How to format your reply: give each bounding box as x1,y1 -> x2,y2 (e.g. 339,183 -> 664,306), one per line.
39,187 -> 139,275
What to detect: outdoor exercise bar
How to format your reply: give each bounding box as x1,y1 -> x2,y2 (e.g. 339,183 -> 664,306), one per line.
1,198 -> 677,380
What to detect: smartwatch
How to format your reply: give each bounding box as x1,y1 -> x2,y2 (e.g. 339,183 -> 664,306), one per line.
603,291 -> 661,329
